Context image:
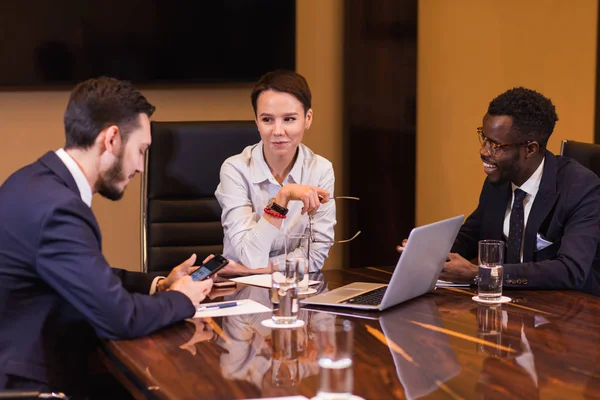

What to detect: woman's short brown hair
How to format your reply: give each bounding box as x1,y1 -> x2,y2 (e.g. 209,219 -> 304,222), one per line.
250,70 -> 312,115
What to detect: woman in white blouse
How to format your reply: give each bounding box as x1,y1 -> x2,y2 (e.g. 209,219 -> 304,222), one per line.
215,70 -> 336,273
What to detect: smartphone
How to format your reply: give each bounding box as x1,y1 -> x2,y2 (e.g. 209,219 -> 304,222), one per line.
190,254 -> 229,282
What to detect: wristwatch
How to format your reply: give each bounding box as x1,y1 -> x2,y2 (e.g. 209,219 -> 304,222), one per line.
266,197 -> 289,216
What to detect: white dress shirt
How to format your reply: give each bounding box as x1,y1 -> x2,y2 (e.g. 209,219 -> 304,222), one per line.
503,158 -> 545,262
55,148 -> 93,207
55,148 -> 162,294
215,142 -> 336,272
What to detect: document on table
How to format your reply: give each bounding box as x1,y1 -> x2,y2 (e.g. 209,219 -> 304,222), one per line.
436,280 -> 471,287
193,299 -> 270,318
230,274 -> 320,288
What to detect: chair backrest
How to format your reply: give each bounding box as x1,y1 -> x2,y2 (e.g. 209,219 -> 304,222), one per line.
560,139 -> 600,177
142,121 -> 260,274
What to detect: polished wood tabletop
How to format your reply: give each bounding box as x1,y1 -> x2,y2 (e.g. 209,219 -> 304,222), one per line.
102,267 -> 600,399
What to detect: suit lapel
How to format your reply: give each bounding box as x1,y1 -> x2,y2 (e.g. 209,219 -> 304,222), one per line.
523,152 -> 559,262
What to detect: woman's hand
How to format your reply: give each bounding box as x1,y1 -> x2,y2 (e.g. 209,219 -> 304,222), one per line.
278,184 -> 330,215
203,255 -> 270,277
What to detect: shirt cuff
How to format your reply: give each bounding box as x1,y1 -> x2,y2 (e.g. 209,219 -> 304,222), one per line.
149,276 -> 166,295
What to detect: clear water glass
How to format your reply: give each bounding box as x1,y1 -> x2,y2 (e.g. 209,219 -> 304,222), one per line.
478,240 -> 504,301
286,233 -> 310,289
271,258 -> 300,324
316,319 -> 354,400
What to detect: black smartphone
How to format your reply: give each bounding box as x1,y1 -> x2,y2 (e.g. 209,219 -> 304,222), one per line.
190,255 -> 229,281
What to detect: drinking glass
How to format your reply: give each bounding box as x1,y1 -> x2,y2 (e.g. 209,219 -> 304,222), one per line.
271,257 -> 300,324
286,233 -> 310,292
478,240 -> 504,301
315,319 -> 354,400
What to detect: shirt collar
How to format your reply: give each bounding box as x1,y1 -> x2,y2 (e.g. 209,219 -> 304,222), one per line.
249,141 -> 304,184
55,148 -> 93,207
512,157 -> 545,196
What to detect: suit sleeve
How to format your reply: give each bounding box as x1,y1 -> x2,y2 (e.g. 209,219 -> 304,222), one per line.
111,268 -> 159,294
35,198 -> 195,340
451,182 -> 488,260
504,174 -> 600,291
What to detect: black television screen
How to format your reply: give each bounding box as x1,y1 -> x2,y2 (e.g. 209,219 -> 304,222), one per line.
0,0 -> 296,86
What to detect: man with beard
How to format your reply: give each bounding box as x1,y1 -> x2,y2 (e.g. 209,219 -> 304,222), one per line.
440,87 -> 600,296
0,77 -> 214,396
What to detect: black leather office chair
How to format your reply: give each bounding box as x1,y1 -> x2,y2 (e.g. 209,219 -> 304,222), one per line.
142,121 -> 260,275
560,139 -> 600,177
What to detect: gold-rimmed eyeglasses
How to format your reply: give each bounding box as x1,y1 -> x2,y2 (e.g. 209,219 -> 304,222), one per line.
477,127 -> 532,157
308,196 -> 361,244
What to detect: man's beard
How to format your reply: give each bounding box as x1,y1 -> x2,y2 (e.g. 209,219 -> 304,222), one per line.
96,148 -> 127,201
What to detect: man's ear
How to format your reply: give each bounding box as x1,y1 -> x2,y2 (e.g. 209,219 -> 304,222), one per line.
99,125 -> 121,155
525,141 -> 541,159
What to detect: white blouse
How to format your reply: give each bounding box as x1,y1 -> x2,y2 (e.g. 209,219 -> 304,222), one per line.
215,141 -> 336,272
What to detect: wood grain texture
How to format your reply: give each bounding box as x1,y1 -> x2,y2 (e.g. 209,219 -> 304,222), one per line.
103,268 -> 600,399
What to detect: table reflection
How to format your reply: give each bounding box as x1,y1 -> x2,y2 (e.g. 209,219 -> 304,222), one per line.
376,298 -> 461,399
206,284 -> 333,397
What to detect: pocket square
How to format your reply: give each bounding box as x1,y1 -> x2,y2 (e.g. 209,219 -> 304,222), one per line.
536,233 -> 553,251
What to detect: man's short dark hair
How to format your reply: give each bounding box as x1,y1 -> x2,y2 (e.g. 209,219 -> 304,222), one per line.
488,87 -> 558,148
64,77 -> 155,149
251,70 -> 312,115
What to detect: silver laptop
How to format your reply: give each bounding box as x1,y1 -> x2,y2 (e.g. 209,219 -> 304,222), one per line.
301,215 -> 464,310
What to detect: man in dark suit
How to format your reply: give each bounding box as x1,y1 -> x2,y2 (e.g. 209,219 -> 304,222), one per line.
441,87 -> 600,296
0,77 -> 214,395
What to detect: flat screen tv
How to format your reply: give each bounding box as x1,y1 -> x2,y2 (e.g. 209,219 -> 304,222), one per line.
0,0 -> 296,86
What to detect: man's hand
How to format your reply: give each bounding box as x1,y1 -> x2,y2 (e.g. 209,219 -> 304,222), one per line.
439,253 -> 477,283
396,238 -> 408,253
158,254 -> 198,292
170,275 -> 213,305
278,184 -> 330,215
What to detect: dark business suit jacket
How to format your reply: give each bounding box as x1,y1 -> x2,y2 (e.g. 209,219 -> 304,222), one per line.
0,152 -> 195,392
452,151 -> 600,296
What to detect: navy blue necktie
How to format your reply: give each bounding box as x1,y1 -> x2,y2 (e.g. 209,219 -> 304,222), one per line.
507,188 -> 527,264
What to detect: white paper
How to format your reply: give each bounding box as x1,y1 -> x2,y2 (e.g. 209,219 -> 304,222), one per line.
193,299 -> 271,318
230,274 -> 320,289
435,280 -> 471,287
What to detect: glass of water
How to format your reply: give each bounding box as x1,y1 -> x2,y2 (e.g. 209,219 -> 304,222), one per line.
478,240 -> 504,301
315,319 -> 354,400
286,233 -> 310,291
271,258 -> 300,324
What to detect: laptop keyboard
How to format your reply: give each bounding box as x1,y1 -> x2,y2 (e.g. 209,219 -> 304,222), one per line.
343,286 -> 388,306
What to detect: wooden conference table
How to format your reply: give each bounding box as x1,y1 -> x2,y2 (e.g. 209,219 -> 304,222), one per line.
101,267 -> 600,399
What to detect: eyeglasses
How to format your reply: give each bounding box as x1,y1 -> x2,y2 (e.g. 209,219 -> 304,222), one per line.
477,127 -> 532,157
308,196 -> 361,245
